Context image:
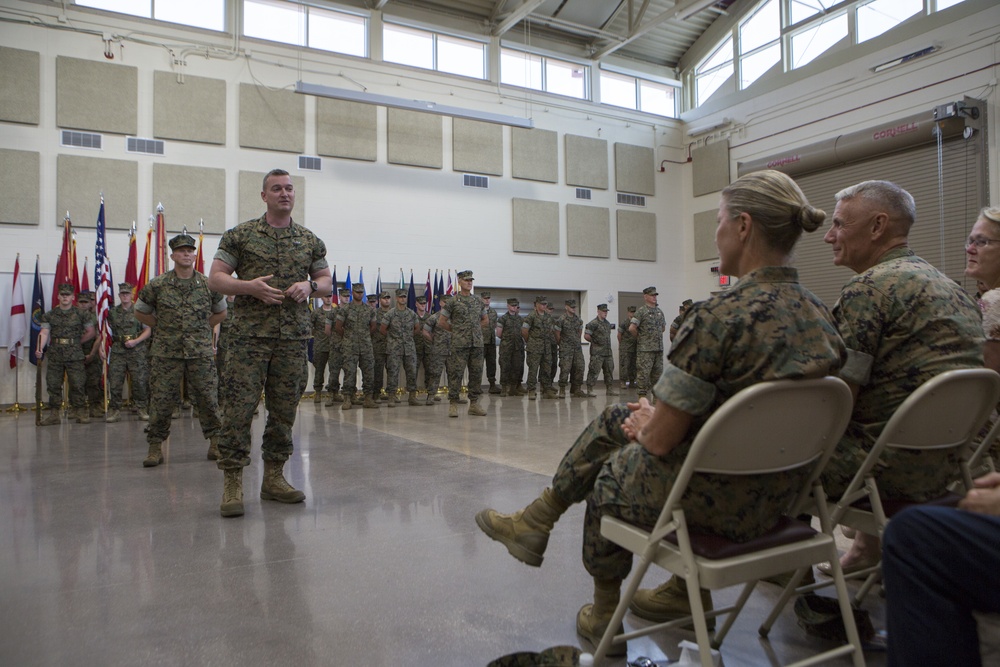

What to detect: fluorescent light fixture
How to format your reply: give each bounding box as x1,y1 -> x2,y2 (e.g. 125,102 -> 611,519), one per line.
294,81 -> 534,128
686,118 -> 731,136
674,0 -> 721,21
870,44 -> 938,73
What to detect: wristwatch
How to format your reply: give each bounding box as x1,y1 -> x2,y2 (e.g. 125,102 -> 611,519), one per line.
309,280 -> 318,294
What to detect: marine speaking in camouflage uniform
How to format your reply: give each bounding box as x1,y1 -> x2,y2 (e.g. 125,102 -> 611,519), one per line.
629,287 -> 666,398
475,170 -> 847,654
75,291 -> 104,418
336,283 -> 379,410
310,294 -> 335,403
618,305 -> 637,388
555,299 -> 586,398
817,180 -> 984,573
323,288 -> 351,405
496,297 -> 524,396
480,290 -> 500,394
413,295 -> 433,395
135,234 -> 227,468
439,270 -> 488,418
422,299 -> 452,406
103,282 -> 150,422
36,283 -> 95,425
584,303 -> 616,397
208,168 -> 332,518
372,291 -> 391,400
382,288 -> 421,406
521,296 -> 556,399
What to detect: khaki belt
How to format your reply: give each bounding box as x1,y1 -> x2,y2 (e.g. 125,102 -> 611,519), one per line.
52,337 -> 73,345
118,334 -> 137,342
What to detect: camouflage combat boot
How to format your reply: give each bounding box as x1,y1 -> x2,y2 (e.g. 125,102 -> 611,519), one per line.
325,392 -> 341,406
512,384 -> 526,396
387,395 -> 396,408
629,575 -> 715,630
558,386 -> 566,398
572,387 -> 589,398
260,460 -> 305,503
528,389 -> 537,401
425,393 -> 436,406
542,388 -> 559,399
499,386 -> 508,397
206,436 -> 220,461
488,382 -> 501,394
90,405 -> 104,419
606,382 -> 619,396
137,407 -> 149,421
220,468 -> 244,517
408,391 -> 420,406
143,442 -> 164,468
584,385 -> 597,397
105,408 -> 121,423
363,395 -> 379,409
341,394 -> 353,410
468,400 -> 487,417
576,578 -> 627,657
448,402 -> 458,418
313,391 -> 323,404
474,487 -> 569,567
75,408 -> 91,424
39,409 -> 61,426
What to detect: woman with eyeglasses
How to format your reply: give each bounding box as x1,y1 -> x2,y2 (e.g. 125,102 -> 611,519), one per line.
966,207 -> 1000,375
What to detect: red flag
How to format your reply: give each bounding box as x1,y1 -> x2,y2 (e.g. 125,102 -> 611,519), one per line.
71,235 -> 81,295
8,254 -> 26,368
195,229 -> 205,274
80,257 -> 90,293
155,204 -> 167,277
124,227 -> 138,288
446,270 -> 453,296
52,215 -> 74,306
137,222 -> 152,296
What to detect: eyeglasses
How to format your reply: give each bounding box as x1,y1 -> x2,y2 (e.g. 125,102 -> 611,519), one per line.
966,236 -> 1000,249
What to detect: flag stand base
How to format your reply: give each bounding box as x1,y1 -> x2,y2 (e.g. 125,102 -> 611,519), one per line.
6,402 -> 27,412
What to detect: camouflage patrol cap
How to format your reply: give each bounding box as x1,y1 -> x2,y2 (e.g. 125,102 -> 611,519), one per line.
627,305 -> 637,312
642,286 -> 658,295
76,290 -> 94,302
395,288 -> 407,297
565,299 -> 577,307
169,233 -> 197,250
58,283 -> 74,295
507,298 -> 519,306
367,294 -> 378,301
597,303 -> 609,311
338,288 -> 351,297
380,291 -> 391,299
682,298 -> 693,306
351,283 -> 365,293
534,296 -> 547,304
457,270 -> 474,281
118,282 -> 134,291
416,295 -> 427,303
479,290 -> 491,299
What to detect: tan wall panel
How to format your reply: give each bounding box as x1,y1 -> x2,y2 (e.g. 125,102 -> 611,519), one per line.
566,204 -> 610,258
614,143 -> 654,196
565,135 -> 608,190
57,155 -> 137,230
238,171 -> 307,227
316,98 -> 377,162
453,118 -> 502,176
153,71 -> 226,145
512,198 -> 559,255
387,108 -> 442,169
693,209 -> 719,261
616,210 -> 656,261
56,56 -> 137,135
0,149 -> 40,224
692,139 -> 730,197
152,164 -> 226,235
0,47 -> 40,125
512,127 -> 558,183
239,84 -> 305,154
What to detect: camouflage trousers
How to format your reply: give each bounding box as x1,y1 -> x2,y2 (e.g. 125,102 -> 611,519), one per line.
45,352 -> 86,410
525,344 -> 553,392
447,345 -> 484,402
483,341 -> 497,384
373,351 -> 387,397
558,346 -> 585,390
548,342 -> 559,385
386,347 -> 418,393
498,343 -> 525,387
312,348 -> 341,393
147,356 -> 221,445
587,351 -> 614,388
426,348 -> 450,393
217,338 -> 308,469
341,344 -> 375,397
619,344 -> 637,384
416,346 -> 434,391
84,354 -> 103,408
215,343 -> 229,410
634,350 -> 664,396
108,346 -> 148,410
550,404 -> 804,581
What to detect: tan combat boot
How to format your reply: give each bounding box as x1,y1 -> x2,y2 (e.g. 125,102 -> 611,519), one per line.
39,409 -> 61,426
499,386 -> 508,397
75,408 -> 91,424
606,382 -> 619,396
572,388 -> 589,398
137,407 -> 149,421
313,391 -> 323,404
260,460 -> 306,503
143,442 -> 164,468
629,575 -> 715,630
90,405 -> 104,419
206,436 -> 220,461
425,393 -> 436,406
512,384 -> 526,396
363,395 -> 379,409
325,392 -> 340,406
542,389 -> 559,399
558,386 -> 566,398
387,394 -> 396,408
474,487 -> 569,566
105,408 -> 121,423
408,391 -> 420,406
341,394 -> 353,410
467,400 -> 487,417
220,468 -> 244,517
448,402 -> 458,418
576,578 -> 627,657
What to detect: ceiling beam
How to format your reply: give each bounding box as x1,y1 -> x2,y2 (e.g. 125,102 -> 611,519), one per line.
493,0 -> 547,36
592,6 -> 676,60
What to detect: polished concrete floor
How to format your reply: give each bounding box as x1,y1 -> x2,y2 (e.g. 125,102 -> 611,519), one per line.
0,387 -> 887,666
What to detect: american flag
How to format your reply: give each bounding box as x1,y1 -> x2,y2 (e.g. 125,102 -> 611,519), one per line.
94,196 -> 115,365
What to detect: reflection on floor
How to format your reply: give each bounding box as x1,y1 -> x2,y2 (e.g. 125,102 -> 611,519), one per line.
0,388 -> 885,666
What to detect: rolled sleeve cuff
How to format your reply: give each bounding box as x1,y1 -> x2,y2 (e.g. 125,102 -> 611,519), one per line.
211,299 -> 228,314
653,363 -> 717,416
134,300 -> 154,315
310,258 -> 329,274
839,348 -> 873,386
214,249 -> 237,268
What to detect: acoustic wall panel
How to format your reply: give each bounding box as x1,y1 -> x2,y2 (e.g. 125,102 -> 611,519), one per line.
238,171 -> 307,226
694,209 -> 720,261
565,135 -> 608,190
616,210 -> 656,261
154,71 -> 226,145
0,47 -> 40,125
692,139 -> 730,196
316,98 -> 377,161
453,118 -> 502,176
567,204 -> 610,258
614,143 -> 654,196
57,155 -> 137,231
0,149 -> 39,224
56,57 -> 137,135
152,164 -> 226,235
512,198 -> 559,255
512,127 -> 558,183
387,108 -> 442,169
239,84 -> 305,153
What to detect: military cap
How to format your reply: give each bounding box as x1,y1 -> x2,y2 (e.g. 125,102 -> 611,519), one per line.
506,298 -> 519,306
416,295 -> 427,303
479,290 -> 491,299
118,282 -> 134,291
338,288 -> 351,297
642,286 -> 658,295
627,305 -> 637,312
534,295 -> 547,304
58,283 -> 74,295
395,288 -> 407,297
457,270 -> 474,281
565,299 -> 577,307
351,283 -> 365,293
76,290 -> 94,301
380,291 -> 391,299
169,233 -> 197,250
597,303 -> 609,311
682,298 -> 693,306
367,294 -> 378,301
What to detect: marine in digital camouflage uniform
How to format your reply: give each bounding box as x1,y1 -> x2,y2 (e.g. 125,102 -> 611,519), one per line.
382,288 -> 420,406
480,290 -> 500,394
336,284 -> 378,409
323,288 -> 351,404
555,299 -> 586,397
372,292 -> 391,400
36,283 -> 95,424
440,270 -> 488,416
522,296 -> 555,398
618,305 -> 637,388
629,286 -> 666,398
422,304 -> 452,405
208,169 -> 332,517
104,282 -> 150,422
669,299 -> 694,343
413,295 -> 433,394
545,302 -> 559,388
496,298 -> 524,396
585,303 -> 616,396
310,294 -> 335,402
76,291 -> 104,417
136,234 -> 227,468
